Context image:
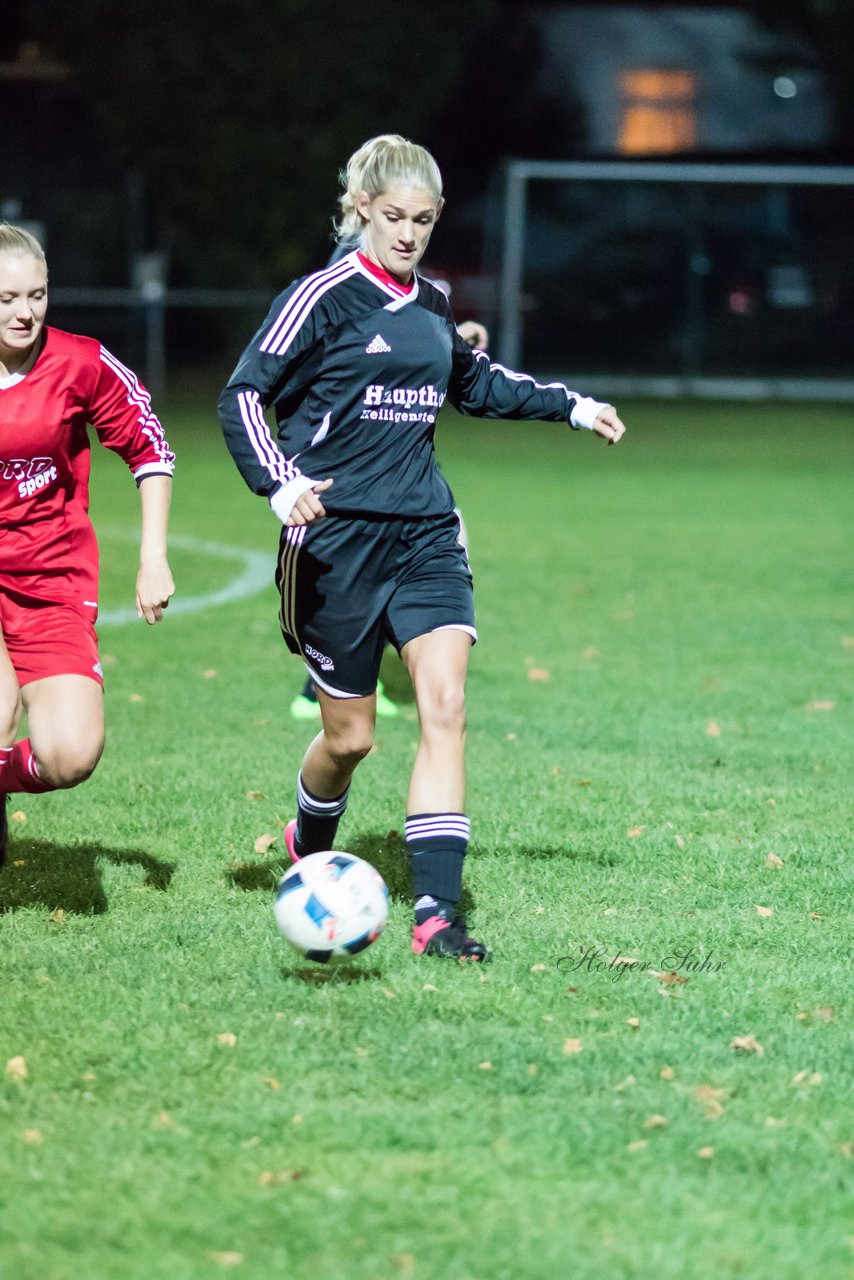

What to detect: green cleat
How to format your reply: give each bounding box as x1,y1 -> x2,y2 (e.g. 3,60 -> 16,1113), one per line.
375,680 -> 399,719
289,692 -> 322,721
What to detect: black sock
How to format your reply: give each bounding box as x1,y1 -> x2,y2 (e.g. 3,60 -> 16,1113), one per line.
300,676 -> 318,702
405,813 -> 470,923
295,774 -> 349,855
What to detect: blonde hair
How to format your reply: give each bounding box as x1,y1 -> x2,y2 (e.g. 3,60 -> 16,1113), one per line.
336,134 -> 443,242
0,222 -> 47,267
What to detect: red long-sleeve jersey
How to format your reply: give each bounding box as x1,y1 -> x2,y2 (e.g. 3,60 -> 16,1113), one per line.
0,326 -> 174,605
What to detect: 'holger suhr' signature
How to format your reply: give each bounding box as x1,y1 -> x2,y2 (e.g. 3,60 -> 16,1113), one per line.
557,946 -> 726,982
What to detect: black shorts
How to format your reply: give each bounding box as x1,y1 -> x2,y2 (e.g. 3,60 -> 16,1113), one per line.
276,511 -> 476,697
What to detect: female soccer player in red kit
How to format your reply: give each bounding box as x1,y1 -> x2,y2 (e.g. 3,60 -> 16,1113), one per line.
0,224 -> 175,866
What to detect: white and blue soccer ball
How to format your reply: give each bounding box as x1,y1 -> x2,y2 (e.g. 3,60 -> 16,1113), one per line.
274,851 -> 389,963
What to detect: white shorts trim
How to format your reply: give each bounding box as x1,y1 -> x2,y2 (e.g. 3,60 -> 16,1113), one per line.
429,624 -> 478,644
305,663 -> 364,700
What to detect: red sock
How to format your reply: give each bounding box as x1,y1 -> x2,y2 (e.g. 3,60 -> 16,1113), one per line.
0,740 -> 54,794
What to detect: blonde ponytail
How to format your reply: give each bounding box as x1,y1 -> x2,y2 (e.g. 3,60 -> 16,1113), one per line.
335,134 -> 443,242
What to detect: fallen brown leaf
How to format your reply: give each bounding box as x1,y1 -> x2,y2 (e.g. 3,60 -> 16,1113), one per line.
258,1170 -> 302,1187
5,1056 -> 28,1083
627,1139 -> 648,1153
217,1032 -> 237,1048
245,790 -> 267,801
656,970 -> 687,986
626,1017 -> 641,1030
730,1033 -> 764,1055
765,852 -> 784,868
253,833 -> 276,854
563,1038 -> 583,1055
644,1114 -> 668,1130
754,904 -> 774,918
129,693 -> 144,703
804,699 -> 835,712
627,826 -> 646,838
202,668 -> 218,679
21,1129 -> 43,1144
478,1061 -> 492,1071
706,720 -> 721,737
208,1253 -> 243,1268
791,1070 -> 823,1086
10,810 -> 26,824
694,1084 -> 727,1119
697,1146 -> 715,1159
528,667 -> 550,682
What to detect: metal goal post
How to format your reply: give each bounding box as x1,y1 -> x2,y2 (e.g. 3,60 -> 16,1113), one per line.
497,160 -> 854,400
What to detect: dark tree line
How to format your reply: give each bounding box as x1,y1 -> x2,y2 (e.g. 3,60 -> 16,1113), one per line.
27,0 -> 493,285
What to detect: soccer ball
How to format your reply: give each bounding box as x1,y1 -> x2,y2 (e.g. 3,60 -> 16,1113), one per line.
274,851 -> 389,963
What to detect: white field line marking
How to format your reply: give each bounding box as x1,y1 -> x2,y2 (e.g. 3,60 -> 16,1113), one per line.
98,530 -> 273,627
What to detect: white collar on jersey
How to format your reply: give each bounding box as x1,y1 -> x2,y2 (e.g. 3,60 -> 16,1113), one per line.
0,371 -> 27,390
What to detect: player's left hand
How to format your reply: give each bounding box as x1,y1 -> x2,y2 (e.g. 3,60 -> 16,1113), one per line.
136,557 -> 175,624
591,406 -> 626,446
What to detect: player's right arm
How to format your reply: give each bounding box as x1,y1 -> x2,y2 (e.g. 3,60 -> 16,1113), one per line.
217,281 -> 332,525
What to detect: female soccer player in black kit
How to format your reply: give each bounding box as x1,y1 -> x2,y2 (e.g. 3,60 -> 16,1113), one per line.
218,135 -> 626,960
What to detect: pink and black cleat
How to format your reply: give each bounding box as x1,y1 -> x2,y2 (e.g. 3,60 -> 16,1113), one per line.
283,818 -> 300,864
411,913 -> 489,962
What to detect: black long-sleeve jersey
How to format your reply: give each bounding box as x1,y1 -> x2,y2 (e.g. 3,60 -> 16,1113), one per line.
218,250 -> 597,521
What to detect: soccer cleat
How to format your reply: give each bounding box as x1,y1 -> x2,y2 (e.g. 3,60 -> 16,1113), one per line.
411,913 -> 489,961
283,818 -> 300,864
375,680 -> 399,719
289,691 -> 322,721
0,795 -> 7,870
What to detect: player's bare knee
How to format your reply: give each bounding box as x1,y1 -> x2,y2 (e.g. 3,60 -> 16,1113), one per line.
419,684 -> 466,736
324,722 -> 374,770
37,741 -> 103,789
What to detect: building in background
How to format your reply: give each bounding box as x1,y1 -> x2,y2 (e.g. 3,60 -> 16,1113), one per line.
532,4 -> 831,158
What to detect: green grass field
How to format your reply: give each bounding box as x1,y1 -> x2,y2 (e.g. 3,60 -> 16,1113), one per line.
2,398 -> 852,1280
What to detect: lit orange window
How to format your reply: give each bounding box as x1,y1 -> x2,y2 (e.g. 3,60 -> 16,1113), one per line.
618,70 -> 697,155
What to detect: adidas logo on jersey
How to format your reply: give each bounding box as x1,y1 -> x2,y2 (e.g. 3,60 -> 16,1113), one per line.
365,334 -> 392,354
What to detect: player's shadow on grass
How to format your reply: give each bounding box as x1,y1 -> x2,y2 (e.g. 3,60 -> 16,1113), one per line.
0,839 -> 175,915
516,844 -> 618,865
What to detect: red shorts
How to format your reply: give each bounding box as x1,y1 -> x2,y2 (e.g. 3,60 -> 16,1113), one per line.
0,583 -> 103,687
